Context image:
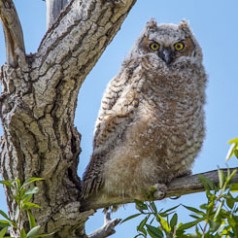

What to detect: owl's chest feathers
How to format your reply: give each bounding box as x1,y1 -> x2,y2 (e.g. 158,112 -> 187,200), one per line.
129,93 -> 203,150
140,72 -> 203,126
103,72 -> 204,190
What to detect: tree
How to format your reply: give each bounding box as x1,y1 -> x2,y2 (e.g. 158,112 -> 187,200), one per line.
0,0 -> 137,236
0,0 -> 237,237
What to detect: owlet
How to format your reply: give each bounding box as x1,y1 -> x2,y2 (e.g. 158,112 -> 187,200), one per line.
82,20 -> 207,204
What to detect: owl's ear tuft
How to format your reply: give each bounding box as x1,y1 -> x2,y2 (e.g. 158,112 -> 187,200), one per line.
179,20 -> 192,35
146,18 -> 158,31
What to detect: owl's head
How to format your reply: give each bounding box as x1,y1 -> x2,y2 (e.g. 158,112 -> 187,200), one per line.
130,19 -> 202,65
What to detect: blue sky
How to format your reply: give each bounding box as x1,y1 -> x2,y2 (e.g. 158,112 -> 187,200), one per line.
0,0 -> 238,237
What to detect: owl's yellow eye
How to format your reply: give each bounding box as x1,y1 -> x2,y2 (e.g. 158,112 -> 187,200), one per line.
149,42 -> 160,51
174,42 -> 185,51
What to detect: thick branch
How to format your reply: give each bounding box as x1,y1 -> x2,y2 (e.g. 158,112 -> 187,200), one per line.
0,0 -> 25,67
46,0 -> 68,29
36,0 -> 137,92
83,168 -> 238,211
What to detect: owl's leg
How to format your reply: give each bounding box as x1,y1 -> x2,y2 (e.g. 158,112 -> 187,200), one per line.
146,183 -> 168,200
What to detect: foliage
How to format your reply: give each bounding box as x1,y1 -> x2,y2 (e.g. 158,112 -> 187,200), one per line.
0,178 -> 54,238
122,169 -> 238,238
226,138 -> 238,161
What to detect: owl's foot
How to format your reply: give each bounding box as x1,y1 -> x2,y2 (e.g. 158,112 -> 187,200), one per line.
176,170 -> 192,178
147,183 -> 167,200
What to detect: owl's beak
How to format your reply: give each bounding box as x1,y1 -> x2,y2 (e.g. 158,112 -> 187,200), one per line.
159,48 -> 173,65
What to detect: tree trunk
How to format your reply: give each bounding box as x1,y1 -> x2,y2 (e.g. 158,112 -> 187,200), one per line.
0,0 -> 137,237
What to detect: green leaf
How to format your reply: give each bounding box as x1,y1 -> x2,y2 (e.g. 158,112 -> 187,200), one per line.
228,169 -> 237,181
22,178 -> 44,189
137,216 -> 149,233
22,202 -> 41,209
218,169 -> 224,188
22,194 -> 33,203
146,224 -> 163,238
20,229 -> 27,238
226,143 -> 236,161
170,213 -> 178,229
210,220 -> 221,233
0,181 -> 13,188
190,214 -> 202,220
25,187 -> 39,195
34,232 -> 55,238
226,197 -> 235,209
160,205 -> 180,217
0,211 -> 10,222
134,234 -> 146,238
234,149 -> 238,158
178,220 -> 199,230
182,205 -> 204,215
226,139 -> 238,161
156,215 -> 170,233
149,202 -> 158,214
228,138 -> 238,144
0,219 -> 10,227
27,211 -> 37,229
121,213 -> 141,224
230,183 -> 238,191
0,227 -> 8,238
26,225 -> 41,238
135,200 -> 148,212
12,179 -> 21,190
214,201 -> 224,221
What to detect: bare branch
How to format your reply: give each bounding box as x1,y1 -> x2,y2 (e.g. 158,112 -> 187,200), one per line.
83,168 -> 238,211
46,0 -> 68,29
0,0 -> 25,67
88,212 -> 121,238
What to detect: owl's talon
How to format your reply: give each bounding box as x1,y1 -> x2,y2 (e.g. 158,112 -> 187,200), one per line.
151,183 -> 167,200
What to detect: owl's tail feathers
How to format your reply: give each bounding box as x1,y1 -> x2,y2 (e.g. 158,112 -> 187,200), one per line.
80,153 -> 106,212
82,152 -> 106,195
80,178 -> 102,212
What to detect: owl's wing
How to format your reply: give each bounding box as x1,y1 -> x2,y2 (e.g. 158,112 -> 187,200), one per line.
93,65 -> 141,149
83,66 -> 142,199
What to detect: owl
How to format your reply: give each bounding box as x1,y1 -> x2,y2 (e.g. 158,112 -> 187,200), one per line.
82,19 -> 207,204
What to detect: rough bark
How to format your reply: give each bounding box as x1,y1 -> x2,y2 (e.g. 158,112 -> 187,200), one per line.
0,0 -> 137,237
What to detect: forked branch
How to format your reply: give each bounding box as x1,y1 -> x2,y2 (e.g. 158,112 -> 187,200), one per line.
0,0 -> 25,67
